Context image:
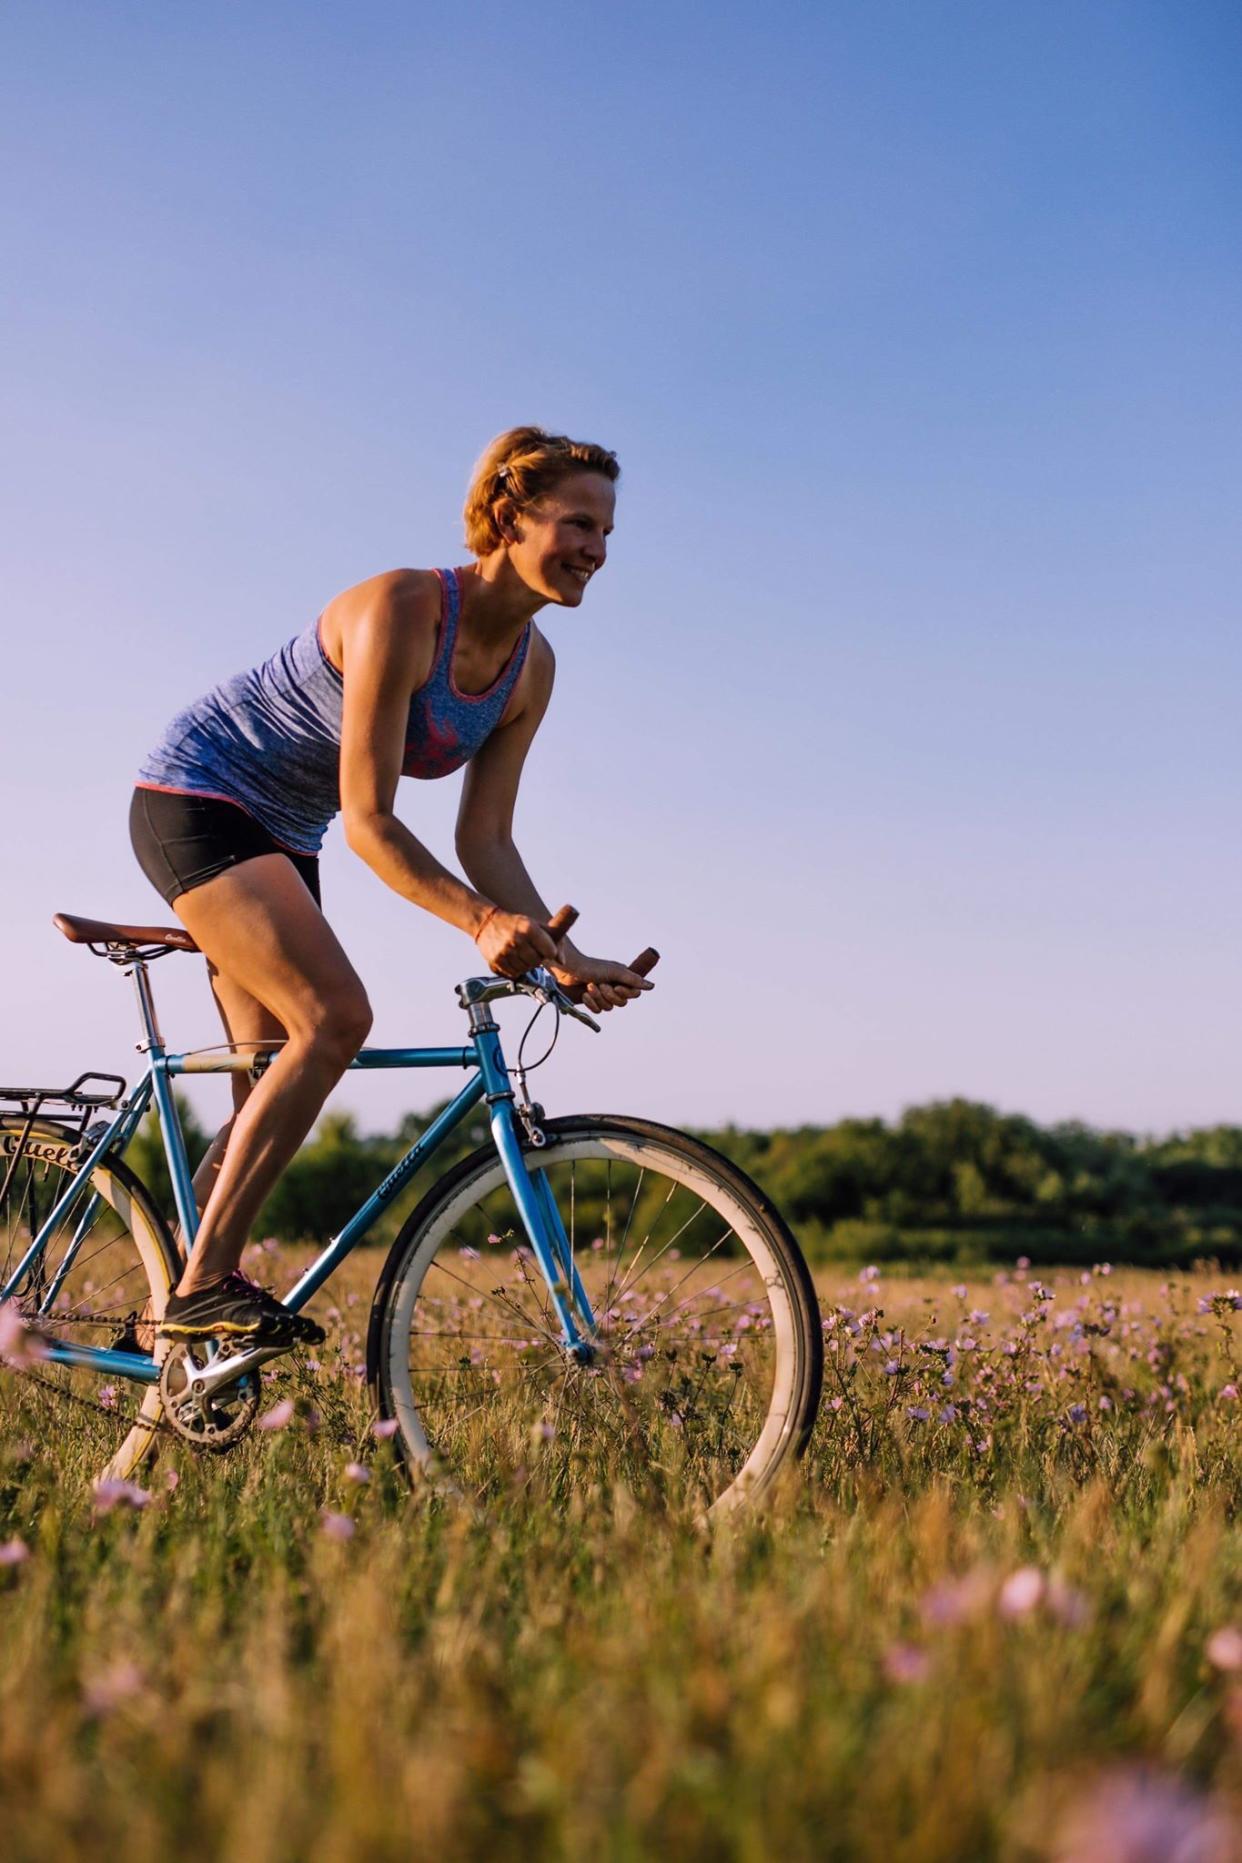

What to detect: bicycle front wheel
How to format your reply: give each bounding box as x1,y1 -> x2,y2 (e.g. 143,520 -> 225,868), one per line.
0,1118 -> 178,1484
368,1115 -> 822,1516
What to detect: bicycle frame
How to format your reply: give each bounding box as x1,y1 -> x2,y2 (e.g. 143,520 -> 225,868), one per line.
3,955 -> 597,1389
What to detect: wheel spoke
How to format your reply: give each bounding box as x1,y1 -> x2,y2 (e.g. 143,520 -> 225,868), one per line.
0,1122 -> 172,1481
382,1123 -> 818,1514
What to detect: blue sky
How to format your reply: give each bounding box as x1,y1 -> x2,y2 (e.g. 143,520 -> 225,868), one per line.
2,2 -> 1240,1136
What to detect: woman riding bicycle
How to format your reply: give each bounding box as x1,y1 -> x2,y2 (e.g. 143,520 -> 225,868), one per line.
130,425 -> 651,1346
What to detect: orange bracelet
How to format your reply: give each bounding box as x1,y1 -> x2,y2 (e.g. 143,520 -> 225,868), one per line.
475,904 -> 500,941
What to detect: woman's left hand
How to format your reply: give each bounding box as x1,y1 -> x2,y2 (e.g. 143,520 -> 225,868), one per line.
549,951 -> 654,1013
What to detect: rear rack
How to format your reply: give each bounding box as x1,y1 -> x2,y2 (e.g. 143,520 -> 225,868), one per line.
0,1072 -> 128,1125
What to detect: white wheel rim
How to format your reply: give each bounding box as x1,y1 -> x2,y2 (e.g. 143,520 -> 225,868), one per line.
383,1130 -> 802,1516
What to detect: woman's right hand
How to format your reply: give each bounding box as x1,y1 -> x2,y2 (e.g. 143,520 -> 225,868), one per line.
473,906 -> 561,979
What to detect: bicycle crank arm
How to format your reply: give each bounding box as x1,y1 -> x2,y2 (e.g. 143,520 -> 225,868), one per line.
182,1339 -> 290,1402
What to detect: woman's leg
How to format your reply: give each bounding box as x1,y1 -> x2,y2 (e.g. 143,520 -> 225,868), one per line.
182,963 -> 288,1228
167,853 -> 372,1297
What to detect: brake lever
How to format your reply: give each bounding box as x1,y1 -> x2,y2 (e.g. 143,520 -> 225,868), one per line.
524,967 -> 601,1033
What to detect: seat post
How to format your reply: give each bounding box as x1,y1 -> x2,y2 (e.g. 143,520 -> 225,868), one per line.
130,958 -> 165,1056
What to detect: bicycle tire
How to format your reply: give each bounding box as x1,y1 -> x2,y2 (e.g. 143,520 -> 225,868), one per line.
0,1117 -> 179,1484
367,1114 -> 822,1516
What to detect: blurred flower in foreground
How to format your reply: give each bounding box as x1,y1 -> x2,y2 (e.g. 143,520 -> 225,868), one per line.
82,1660 -> 145,1718
0,1300 -> 47,1367
1053,1764 -> 1237,1863
320,1511 -> 355,1542
343,1461 -> 370,1484
258,1398 -> 294,1431
91,1479 -> 151,1515
1046,1575 -> 1091,1629
921,1569 -> 990,1628
998,1567 -> 1044,1619
883,1643 -> 929,1684
372,1418 -> 400,1439
1206,1627 -> 1242,1673
0,1538 -> 30,1566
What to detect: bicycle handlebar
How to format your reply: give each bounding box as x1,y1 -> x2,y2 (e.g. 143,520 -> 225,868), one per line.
459,905 -> 659,1030
542,903 -> 660,1006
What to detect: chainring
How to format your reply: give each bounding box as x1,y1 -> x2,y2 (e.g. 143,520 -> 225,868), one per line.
158,1342 -> 261,1453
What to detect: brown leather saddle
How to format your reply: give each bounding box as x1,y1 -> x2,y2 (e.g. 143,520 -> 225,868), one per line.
53,912 -> 199,955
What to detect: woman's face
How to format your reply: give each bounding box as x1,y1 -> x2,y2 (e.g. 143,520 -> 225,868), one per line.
504,470 -> 616,607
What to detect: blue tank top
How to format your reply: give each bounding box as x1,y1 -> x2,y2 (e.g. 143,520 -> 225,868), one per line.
137,569 -> 531,854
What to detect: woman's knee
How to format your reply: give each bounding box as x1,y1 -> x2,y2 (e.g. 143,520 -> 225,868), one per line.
296,986 -> 372,1068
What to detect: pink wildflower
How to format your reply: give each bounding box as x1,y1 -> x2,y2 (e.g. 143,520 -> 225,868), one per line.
1054,1765 -> 1234,1863
0,1301 -> 45,1367
91,1478 -> 151,1515
1047,1575 -> 1091,1629
998,1566 -> 1045,1619
921,1569 -> 990,1628
372,1418 -> 400,1439
320,1511 -> 355,1542
82,1660 -> 144,1717
258,1398 -> 295,1431
0,1538 -> 30,1566
1206,1627 -> 1242,1673
343,1461 -> 371,1484
883,1643 -> 929,1684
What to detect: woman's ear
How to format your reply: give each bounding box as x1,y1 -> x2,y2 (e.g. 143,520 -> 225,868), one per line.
494,497 -> 521,544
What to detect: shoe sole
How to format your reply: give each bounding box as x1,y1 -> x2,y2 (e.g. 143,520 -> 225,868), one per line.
157,1317 -> 325,1345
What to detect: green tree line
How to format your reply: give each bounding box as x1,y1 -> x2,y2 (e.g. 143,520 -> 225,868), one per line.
127,1096 -> 1242,1268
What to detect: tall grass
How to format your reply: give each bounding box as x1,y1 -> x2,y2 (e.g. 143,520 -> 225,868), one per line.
1,1263 -> 1238,1860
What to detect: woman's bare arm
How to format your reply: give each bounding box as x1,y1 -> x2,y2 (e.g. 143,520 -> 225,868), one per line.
457,640 -> 651,1011
338,577 -> 560,975
454,634 -> 557,920
339,575 -> 491,934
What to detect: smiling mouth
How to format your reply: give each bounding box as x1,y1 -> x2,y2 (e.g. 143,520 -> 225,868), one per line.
564,565 -> 593,585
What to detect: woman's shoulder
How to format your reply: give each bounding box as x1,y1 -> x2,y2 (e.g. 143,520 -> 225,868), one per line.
329,567 -> 442,625
320,568 -> 443,676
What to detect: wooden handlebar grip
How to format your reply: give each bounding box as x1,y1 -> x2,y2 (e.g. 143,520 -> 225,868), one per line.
546,904 -> 579,940
560,945 -> 659,1004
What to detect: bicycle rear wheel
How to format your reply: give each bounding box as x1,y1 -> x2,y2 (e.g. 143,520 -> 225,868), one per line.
368,1115 -> 822,1516
0,1118 -> 178,1483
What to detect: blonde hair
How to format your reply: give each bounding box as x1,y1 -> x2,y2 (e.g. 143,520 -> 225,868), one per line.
463,426 -> 619,556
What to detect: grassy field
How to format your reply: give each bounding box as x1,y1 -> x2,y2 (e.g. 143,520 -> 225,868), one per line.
1,1255 -> 1239,1860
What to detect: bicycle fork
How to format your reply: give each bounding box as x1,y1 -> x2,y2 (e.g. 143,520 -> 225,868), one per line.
469,1014 -> 598,1361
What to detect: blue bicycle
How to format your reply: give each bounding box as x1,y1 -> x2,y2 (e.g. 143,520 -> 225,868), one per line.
1,909 -> 822,1514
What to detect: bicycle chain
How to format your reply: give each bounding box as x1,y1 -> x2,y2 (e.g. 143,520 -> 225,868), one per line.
11,1309 -> 245,1447
10,1361 -> 183,1441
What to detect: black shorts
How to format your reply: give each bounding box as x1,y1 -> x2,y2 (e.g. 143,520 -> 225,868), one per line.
129,787 -> 322,908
